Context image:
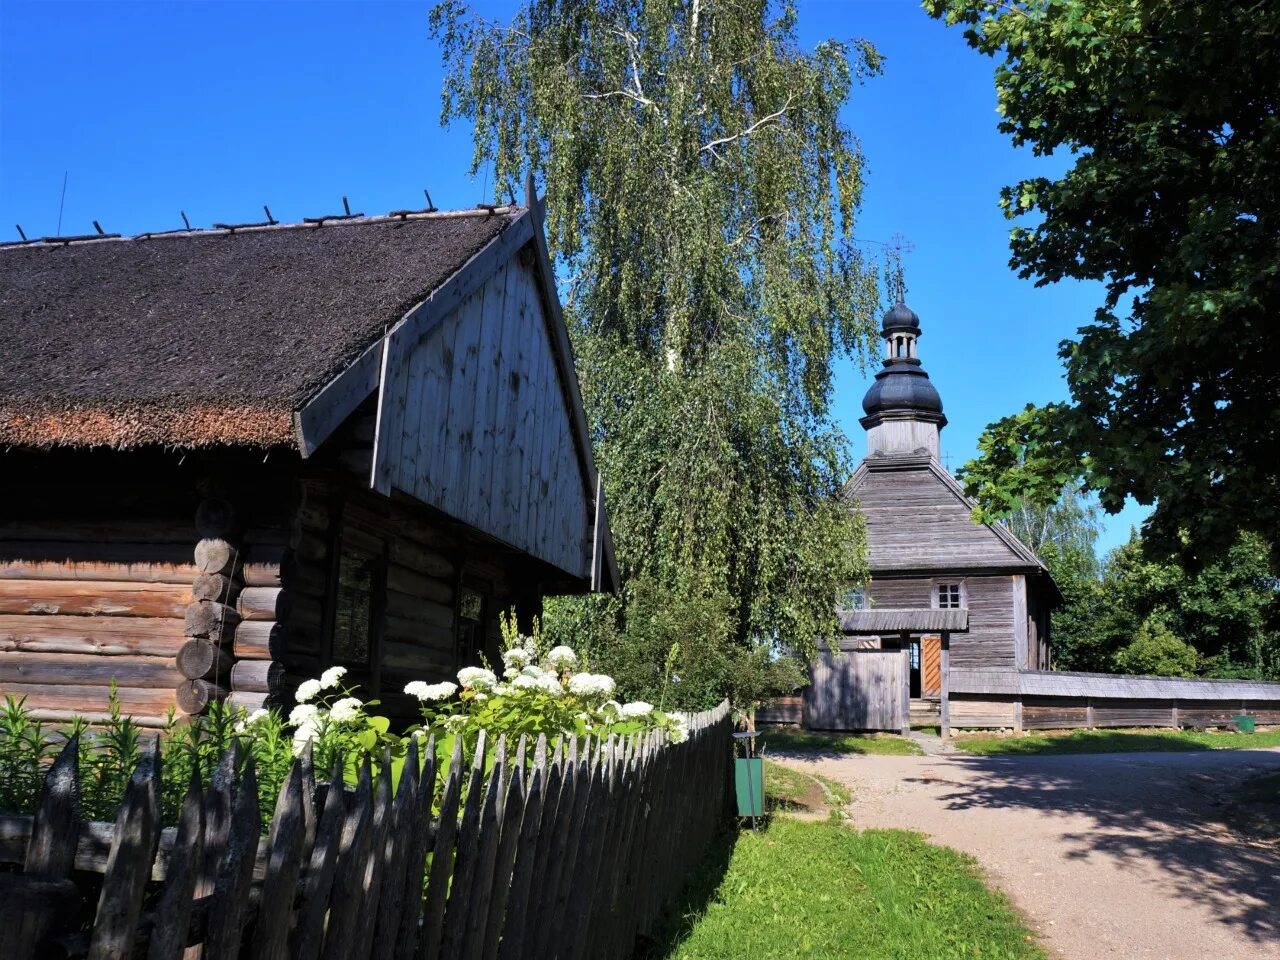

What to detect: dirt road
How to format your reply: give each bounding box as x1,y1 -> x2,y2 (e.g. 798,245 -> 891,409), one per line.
781,748 -> 1280,960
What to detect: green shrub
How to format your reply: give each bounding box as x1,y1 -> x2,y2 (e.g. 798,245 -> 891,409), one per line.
1113,618 -> 1198,677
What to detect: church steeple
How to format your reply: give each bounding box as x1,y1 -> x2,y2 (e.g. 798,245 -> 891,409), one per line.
860,301 -> 947,460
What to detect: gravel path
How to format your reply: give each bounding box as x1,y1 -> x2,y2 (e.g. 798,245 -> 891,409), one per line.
780,747 -> 1280,960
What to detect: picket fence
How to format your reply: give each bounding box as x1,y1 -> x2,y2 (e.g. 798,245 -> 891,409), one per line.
0,702 -> 732,959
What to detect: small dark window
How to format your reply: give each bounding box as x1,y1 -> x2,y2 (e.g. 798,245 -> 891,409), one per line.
937,583 -> 963,609
332,547 -> 378,664
455,585 -> 488,667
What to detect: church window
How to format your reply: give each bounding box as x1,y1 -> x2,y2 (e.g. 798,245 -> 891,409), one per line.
936,583 -> 963,609
843,588 -> 869,610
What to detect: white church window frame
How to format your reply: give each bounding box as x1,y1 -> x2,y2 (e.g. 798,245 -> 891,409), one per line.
932,580 -> 966,610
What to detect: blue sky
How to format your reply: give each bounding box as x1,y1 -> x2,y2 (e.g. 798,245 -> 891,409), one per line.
0,0 -> 1147,554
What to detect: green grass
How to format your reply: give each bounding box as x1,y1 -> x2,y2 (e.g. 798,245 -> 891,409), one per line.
763,759 -> 850,813
758,728 -> 924,756
656,818 -> 1044,959
955,726 -> 1280,756
912,724 -> 941,736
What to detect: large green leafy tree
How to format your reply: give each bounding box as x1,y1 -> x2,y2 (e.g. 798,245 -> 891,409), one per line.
996,483 -> 1103,669
429,0 -> 882,706
1048,530 -> 1280,678
926,0 -> 1280,567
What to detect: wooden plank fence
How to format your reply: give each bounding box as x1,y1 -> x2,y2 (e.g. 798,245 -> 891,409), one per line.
945,669 -> 1280,735
0,702 -> 732,959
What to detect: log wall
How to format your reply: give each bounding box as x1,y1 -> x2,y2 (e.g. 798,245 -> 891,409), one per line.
0,449 -> 292,727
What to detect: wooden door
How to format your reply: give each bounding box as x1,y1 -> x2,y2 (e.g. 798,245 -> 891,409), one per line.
921,634 -> 942,697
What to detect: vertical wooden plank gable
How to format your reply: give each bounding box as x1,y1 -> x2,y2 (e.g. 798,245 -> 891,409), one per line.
380,258 -> 591,580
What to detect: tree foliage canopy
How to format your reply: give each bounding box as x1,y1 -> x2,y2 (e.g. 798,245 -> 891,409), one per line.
927,0 -> 1280,566
1051,531 -> 1280,679
430,0 -> 884,705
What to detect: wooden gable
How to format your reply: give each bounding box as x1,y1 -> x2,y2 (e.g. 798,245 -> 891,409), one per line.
366,194 -> 608,586
846,455 -> 1044,573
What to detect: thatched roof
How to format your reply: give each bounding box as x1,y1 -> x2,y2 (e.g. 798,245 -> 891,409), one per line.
0,209 -> 520,449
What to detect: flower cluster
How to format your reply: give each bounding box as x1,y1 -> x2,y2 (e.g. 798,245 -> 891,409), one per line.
402,634 -> 686,745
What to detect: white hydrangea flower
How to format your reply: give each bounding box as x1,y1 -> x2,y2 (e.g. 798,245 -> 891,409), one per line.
512,674 -> 539,691
567,672 -> 616,698
234,707 -> 270,733
405,680 -> 458,702
534,674 -> 563,697
288,703 -> 319,727
295,678 -> 322,703
319,665 -> 348,690
543,645 -> 579,670
329,697 -> 363,722
457,666 -> 498,690
503,666 -> 520,680
668,716 -> 690,744
502,647 -> 533,670
411,728 -> 429,740
443,713 -> 469,733
620,701 -> 654,718
599,699 -> 622,715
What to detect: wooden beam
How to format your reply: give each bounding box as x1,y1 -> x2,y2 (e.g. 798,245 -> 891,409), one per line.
939,634 -> 951,739
293,339 -> 382,458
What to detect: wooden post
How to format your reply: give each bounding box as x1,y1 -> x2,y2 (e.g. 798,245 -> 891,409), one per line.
1013,697 -> 1024,735
1086,697 -> 1095,730
900,647 -> 911,736
1171,701 -> 1179,729
939,634 -> 951,739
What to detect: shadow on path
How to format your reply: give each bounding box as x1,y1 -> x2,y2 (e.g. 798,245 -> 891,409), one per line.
911,749 -> 1280,945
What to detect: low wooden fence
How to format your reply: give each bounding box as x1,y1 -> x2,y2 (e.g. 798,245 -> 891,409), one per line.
946,669 -> 1280,734
0,702 -> 732,959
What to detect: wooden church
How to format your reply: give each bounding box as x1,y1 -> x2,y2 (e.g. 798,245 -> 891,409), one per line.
0,183 -> 616,727
803,302 -> 1061,731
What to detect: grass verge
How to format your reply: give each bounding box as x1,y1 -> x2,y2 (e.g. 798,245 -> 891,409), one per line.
763,758 -> 850,814
759,728 -> 923,756
651,818 -> 1044,959
955,726 -> 1280,756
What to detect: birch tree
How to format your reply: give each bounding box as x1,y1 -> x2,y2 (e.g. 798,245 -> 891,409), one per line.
429,0 -> 884,703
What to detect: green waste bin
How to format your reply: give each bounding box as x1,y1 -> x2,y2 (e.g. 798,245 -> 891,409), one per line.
735,757 -> 764,817
1233,714 -> 1256,734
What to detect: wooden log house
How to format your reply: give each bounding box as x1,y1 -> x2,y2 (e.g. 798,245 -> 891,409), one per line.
0,182 -> 617,727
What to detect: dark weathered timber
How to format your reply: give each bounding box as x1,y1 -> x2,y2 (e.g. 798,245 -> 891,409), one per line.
321,760 -> 374,960
87,741 -> 160,960
481,747 -> 526,960
24,735 -> 80,878
203,756 -> 260,959
496,735 -> 548,960
0,874 -> 81,958
145,772 -> 204,960
440,730 -> 489,957
370,738 -> 420,960
248,762 -> 306,960
418,736 -> 465,960
351,754 -> 395,960
392,738 -> 438,960
291,760 -> 347,960
460,737 -> 506,960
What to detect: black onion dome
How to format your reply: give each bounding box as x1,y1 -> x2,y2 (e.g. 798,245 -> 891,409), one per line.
861,361 -> 944,417
881,301 -> 920,335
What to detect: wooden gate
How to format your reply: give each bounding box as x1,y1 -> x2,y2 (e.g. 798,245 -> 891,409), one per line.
805,649 -> 909,732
